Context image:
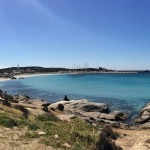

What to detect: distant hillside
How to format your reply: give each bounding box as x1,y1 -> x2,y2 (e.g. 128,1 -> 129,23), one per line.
0,66 -> 111,74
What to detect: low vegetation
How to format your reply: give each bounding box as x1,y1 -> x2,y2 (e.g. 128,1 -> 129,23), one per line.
96,126 -> 122,150
0,114 -> 18,128
14,105 -> 29,119
0,90 -> 122,150
0,102 -> 100,149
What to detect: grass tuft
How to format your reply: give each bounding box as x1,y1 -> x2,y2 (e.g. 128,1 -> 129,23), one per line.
36,114 -> 58,122
0,114 -> 18,128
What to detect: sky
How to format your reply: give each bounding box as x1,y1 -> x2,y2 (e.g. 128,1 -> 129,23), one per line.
0,0 -> 150,70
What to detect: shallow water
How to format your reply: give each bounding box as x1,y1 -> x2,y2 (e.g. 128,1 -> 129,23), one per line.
0,73 -> 150,114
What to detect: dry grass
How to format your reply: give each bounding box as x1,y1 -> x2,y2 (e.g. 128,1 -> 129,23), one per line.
0,104 -> 22,118
0,101 -> 101,149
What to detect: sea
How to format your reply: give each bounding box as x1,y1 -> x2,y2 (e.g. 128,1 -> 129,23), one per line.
0,73 -> 150,116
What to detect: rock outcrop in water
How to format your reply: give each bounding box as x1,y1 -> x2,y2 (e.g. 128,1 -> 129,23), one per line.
48,99 -> 128,126
135,102 -> 150,128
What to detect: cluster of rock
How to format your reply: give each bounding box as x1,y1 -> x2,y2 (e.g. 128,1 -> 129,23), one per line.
13,95 -> 31,102
135,102 -> 150,128
2,88 -> 150,129
48,99 -> 128,126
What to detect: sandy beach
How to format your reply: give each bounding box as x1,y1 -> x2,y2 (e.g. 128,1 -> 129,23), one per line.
0,72 -> 75,82
15,73 -> 53,79
0,73 -> 53,83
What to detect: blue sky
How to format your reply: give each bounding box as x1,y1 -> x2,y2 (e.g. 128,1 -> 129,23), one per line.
0,0 -> 150,70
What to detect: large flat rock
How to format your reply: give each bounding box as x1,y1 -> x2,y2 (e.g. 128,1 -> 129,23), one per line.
48,100 -> 109,113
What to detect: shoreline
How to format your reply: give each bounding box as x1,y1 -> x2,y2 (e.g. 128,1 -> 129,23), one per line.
0,73 -> 59,82
0,71 -> 139,83
0,87 -> 149,127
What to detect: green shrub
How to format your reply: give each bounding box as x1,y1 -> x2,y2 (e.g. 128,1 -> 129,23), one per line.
28,124 -> 39,131
72,143 -> 83,150
36,114 -> 58,122
3,100 -> 11,107
71,131 -> 94,143
0,115 -> 18,128
102,125 -> 118,140
14,105 -> 29,119
4,93 -> 18,103
5,94 -> 14,102
96,126 -> 122,150
25,132 -> 39,139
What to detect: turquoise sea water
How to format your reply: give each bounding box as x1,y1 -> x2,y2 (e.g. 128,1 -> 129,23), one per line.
0,73 -> 150,114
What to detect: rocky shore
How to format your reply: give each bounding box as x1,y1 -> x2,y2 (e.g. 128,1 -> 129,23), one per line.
1,90 -> 150,128
48,100 -> 129,128
135,102 -> 150,129
0,90 -> 150,149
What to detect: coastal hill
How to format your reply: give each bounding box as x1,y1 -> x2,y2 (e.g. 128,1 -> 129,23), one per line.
0,66 -> 111,79
0,66 -> 110,74
0,66 -> 148,79
0,66 -> 148,74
